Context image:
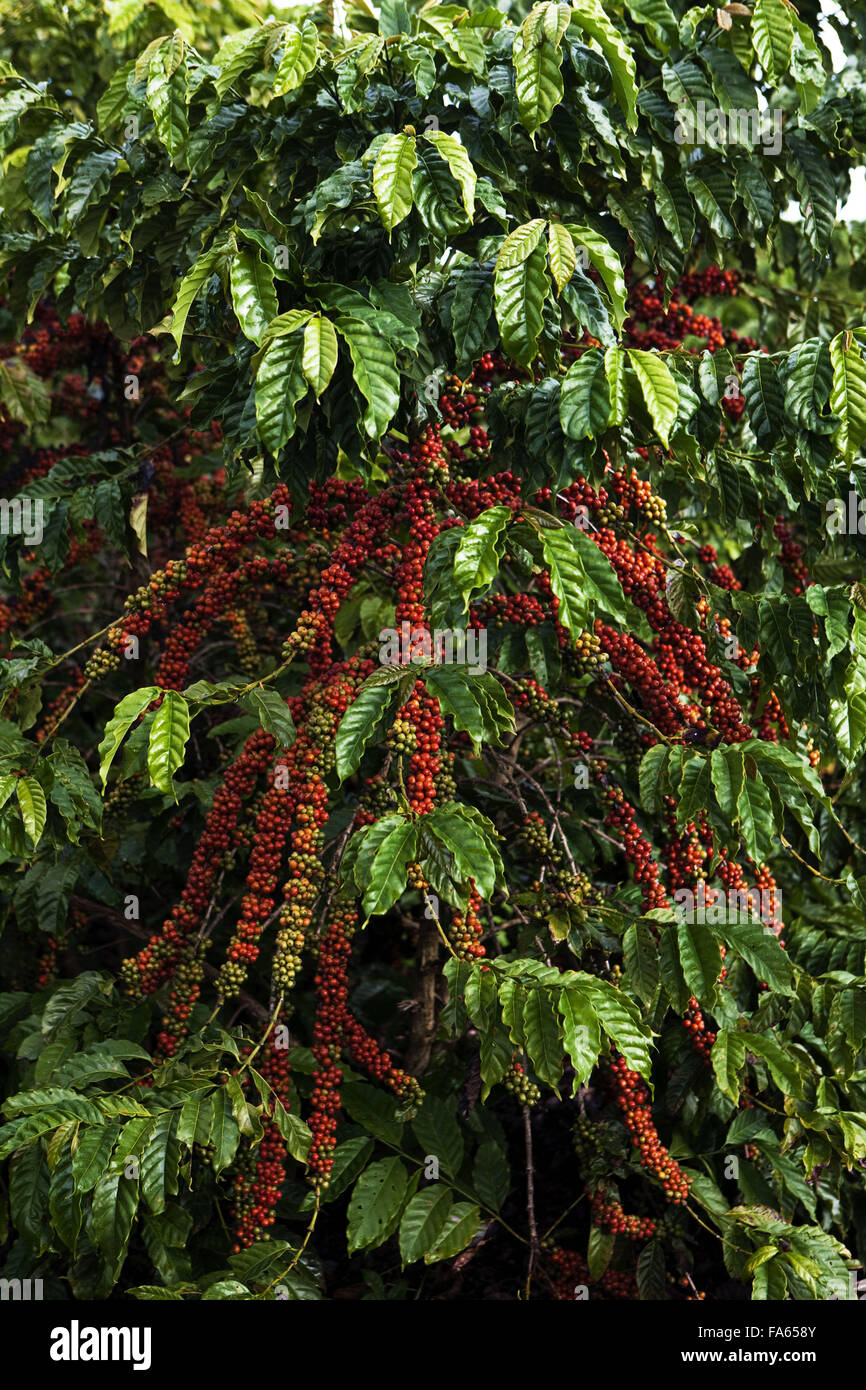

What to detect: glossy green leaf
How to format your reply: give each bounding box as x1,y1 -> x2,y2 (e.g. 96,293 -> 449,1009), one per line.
98,687 -> 159,789
372,132 -> 418,233
147,690 -> 190,797
452,505 -> 511,610
347,1157 -> 410,1252
230,248 -> 279,347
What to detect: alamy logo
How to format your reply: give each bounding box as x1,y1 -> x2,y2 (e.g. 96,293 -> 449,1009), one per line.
674,100 -> 782,156
826,492 -> 866,535
49,1320 -> 152,1371
378,622 -> 487,673
672,883 -> 780,928
0,1276 -> 43,1299
0,496 -> 44,544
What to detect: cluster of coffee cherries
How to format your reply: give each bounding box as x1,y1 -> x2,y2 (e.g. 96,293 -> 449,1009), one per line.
503,1058 -> 541,1106
447,887 -> 486,960
231,1022 -> 292,1249
591,1186 -> 657,1239
682,995 -> 716,1060
624,263 -> 755,360
596,770 -> 669,912
543,1244 -> 637,1300
572,628 -> 607,675
608,1056 -> 691,1205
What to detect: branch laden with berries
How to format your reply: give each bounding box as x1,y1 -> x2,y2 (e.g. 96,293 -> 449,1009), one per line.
2,0 -> 866,1303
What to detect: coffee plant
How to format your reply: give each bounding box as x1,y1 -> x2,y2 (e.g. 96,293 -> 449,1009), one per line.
2,0 -> 866,1304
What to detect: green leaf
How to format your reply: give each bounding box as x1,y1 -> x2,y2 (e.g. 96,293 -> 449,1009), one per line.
422,130 -> 476,219
140,1112 -> 180,1215
540,526 -> 590,635
413,142 -> 468,238
559,348 -> 610,440
742,354 -> 786,450
652,174 -> 696,256
91,1169 -> 139,1269
336,315 -> 401,439
452,505 -> 511,611
98,687 -> 159,789
564,225 -> 628,331
585,976 -> 652,1077
472,1140 -> 510,1212
209,1090 -> 241,1175
640,744 -> 670,815
0,773 -> 17,815
49,1139 -> 82,1252
301,316 -> 339,399
623,921 -> 659,1005
676,917 -> 721,1005
423,1201 -> 481,1262
830,331 -> 866,464
737,770 -> 775,865
230,248 -> 279,347
746,1033 -> 803,1097
494,242 -> 548,367
147,690 -> 191,797
238,688 -> 296,749
571,0 -> 638,130
255,310 -> 315,356
423,669 -> 487,745
685,162 -> 736,241
588,1224 -> 615,1280
273,21 -> 318,93
177,1094 -> 213,1150
712,1029 -> 746,1102
372,132 -> 417,233
425,802 -> 499,897
450,263 -> 495,373
831,688 -> 866,766
163,244 -> 226,353
399,1185 -> 452,1265
202,1279 -> 250,1300
710,917 -> 793,994
212,26 -> 270,98
496,216 -> 546,265
9,1143 -> 49,1247
786,133 -> 836,257
751,0 -> 793,85
347,1157 -> 410,1253
637,1238 -> 667,1299
523,985 -> 564,1088
557,984 -> 602,1084
271,1102 -> 312,1164
335,683 -> 399,780
362,817 -> 418,918
412,1095 -> 464,1177
711,746 -> 744,822
570,527 -> 630,623
674,755 -> 711,829
342,1081 -> 403,1146
548,222 -> 576,294
72,1125 -> 119,1192
0,357 -> 51,423
514,26 -> 564,134
255,330 -> 309,456
628,349 -> 678,448
479,1022 -> 513,1098
96,59 -> 135,132
784,338 -> 835,433
658,925 -> 690,1012
145,39 -> 188,159
16,776 -> 46,846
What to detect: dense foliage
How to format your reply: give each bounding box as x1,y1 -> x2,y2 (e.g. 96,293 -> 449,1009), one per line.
2,0 -> 866,1302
